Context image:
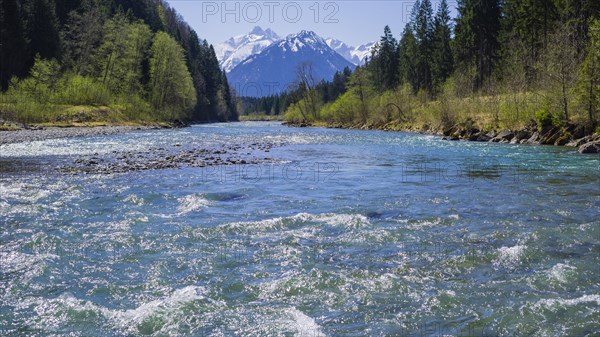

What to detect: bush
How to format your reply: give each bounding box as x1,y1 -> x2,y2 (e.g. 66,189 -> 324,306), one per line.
52,74 -> 112,106
535,108 -> 554,130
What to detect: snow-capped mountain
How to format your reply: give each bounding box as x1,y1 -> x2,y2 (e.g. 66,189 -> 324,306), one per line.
227,30 -> 355,97
325,38 -> 376,65
214,26 -> 280,73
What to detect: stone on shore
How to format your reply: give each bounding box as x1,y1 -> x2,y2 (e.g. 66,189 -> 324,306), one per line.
491,130 -> 514,143
578,140 -> 600,154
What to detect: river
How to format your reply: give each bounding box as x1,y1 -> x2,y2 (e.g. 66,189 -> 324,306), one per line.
1,122 -> 598,336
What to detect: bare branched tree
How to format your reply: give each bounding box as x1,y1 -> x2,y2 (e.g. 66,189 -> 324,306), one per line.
295,62 -> 319,121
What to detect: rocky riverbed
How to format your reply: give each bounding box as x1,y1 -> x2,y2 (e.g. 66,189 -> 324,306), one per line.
61,141 -> 281,174
0,122 -> 284,175
0,125 -> 156,145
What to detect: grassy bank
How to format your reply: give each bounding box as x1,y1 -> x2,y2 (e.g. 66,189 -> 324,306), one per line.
285,84 -> 600,137
239,114 -> 285,122
0,102 -> 175,129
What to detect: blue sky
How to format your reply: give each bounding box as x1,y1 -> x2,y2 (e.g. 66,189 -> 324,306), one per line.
165,1 -> 458,46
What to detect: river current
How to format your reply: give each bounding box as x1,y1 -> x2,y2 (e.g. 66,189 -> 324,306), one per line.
1,122 -> 598,336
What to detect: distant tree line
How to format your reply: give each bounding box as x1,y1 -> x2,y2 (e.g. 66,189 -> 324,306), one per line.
0,0 -> 237,123
240,67 -> 352,116
285,0 -> 600,133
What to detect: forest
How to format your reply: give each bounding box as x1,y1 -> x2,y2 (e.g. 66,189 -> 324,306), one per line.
283,0 -> 600,136
0,0 -> 237,125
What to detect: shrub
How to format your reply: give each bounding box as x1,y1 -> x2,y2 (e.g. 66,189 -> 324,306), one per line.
535,108 -> 554,130
52,74 -> 112,106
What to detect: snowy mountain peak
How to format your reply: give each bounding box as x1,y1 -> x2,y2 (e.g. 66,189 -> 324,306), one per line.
249,25 -> 265,35
325,38 -> 376,66
227,30 -> 355,97
278,30 -> 328,53
214,26 -> 281,72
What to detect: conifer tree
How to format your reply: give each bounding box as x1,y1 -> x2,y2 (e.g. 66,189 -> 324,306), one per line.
454,0 -> 502,90
431,0 -> 454,92
415,0 -> 434,92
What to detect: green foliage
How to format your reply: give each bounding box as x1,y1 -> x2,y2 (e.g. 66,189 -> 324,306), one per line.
454,0 -> 502,91
148,32 -> 197,120
535,107 -> 554,130
0,0 -> 29,89
282,0 -> 597,135
1,0 -> 237,124
369,26 -> 399,91
95,14 -> 152,96
577,19 -> 600,125
61,0 -> 106,75
52,74 -> 112,106
431,0 -> 454,93
399,24 -> 419,92
0,56 -> 152,123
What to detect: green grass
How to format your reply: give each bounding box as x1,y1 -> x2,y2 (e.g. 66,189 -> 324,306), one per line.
285,85 -> 594,134
239,114 -> 285,122
0,125 -> 19,131
0,101 -> 165,127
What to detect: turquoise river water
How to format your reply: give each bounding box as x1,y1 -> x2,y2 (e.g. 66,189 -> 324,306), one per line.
0,122 -> 599,336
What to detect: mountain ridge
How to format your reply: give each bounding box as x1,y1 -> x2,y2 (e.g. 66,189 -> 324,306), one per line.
214,26 -> 281,73
215,27 -> 375,71
226,30 -> 356,97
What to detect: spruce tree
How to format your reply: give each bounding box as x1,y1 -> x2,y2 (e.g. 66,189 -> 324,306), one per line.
372,26 -> 399,91
398,22 -> 419,92
431,0 -> 454,92
24,0 -> 62,62
454,0 -> 502,90
415,0 -> 434,93
0,0 -> 29,89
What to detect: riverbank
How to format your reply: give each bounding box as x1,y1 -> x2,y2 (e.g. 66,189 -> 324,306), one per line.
286,120 -> 600,154
239,114 -> 285,122
0,120 -> 189,145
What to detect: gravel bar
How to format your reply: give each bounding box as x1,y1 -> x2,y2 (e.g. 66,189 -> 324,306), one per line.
0,126 -> 155,145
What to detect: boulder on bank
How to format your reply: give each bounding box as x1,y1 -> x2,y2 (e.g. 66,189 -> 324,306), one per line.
578,140 -> 600,154
566,135 -> 594,147
491,130 -> 514,143
514,130 -> 531,142
525,132 -> 541,144
554,134 -> 571,146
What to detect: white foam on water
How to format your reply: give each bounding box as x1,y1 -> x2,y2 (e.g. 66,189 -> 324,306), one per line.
219,212 -> 370,233
310,213 -> 370,228
29,286 -> 220,335
533,294 -> 600,310
0,178 -> 82,218
547,263 -> 576,283
493,244 -> 526,268
0,181 -> 50,216
124,194 -> 145,206
102,286 -> 209,330
405,218 -> 443,230
0,249 -> 55,277
286,307 -> 326,336
177,194 -> 211,215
